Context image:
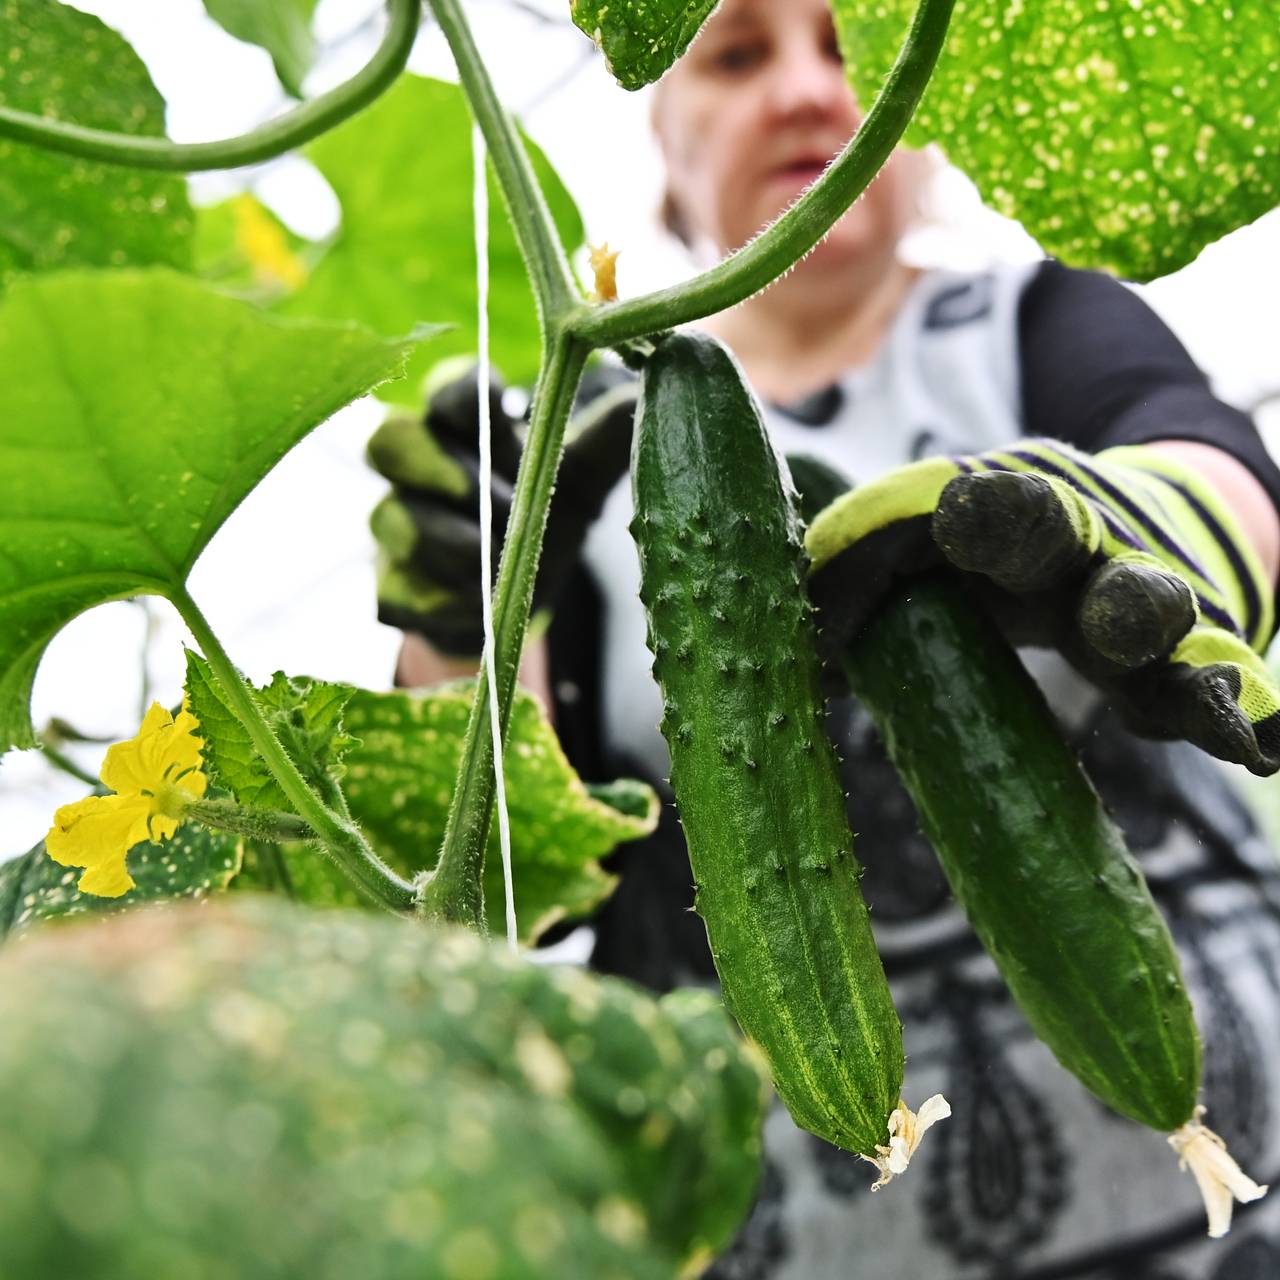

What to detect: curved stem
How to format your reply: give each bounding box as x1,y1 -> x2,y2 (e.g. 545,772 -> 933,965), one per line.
427,0 -> 579,327
173,588 -> 415,913
567,0 -> 956,348
417,335 -> 589,928
0,0 -> 420,171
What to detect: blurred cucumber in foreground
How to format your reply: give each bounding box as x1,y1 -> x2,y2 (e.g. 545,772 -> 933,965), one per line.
0,899 -> 767,1278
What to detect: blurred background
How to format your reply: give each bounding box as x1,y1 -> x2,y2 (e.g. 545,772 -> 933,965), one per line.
3,0 -> 1279,855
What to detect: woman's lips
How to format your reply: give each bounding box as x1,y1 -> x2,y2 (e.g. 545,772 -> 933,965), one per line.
766,160 -> 830,193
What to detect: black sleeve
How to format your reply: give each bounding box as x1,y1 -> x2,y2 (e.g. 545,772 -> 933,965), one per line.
1017,258 -> 1280,527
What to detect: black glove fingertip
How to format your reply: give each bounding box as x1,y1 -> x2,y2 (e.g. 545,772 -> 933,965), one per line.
1078,560 -> 1196,668
934,470 -> 1091,593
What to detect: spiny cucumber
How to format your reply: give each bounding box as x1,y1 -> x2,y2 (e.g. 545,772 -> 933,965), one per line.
841,574 -> 1201,1131
630,330 -> 903,1157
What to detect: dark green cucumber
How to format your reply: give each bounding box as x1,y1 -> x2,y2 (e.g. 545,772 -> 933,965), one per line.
844,575 -> 1200,1131
631,331 -> 903,1155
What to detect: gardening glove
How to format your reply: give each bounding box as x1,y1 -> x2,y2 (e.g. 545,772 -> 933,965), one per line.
806,438 -> 1280,776
368,358 -> 638,656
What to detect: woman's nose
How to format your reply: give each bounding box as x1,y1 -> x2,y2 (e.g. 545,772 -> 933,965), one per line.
764,39 -> 856,125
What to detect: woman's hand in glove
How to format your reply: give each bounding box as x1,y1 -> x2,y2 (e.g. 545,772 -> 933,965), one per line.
807,438 -> 1280,775
368,359 -> 637,657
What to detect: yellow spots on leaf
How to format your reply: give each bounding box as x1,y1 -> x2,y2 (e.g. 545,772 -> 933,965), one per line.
45,702 -> 207,898
230,193 -> 308,290
588,241 -> 620,302
514,1027 -> 572,1097
594,1195 -> 648,1247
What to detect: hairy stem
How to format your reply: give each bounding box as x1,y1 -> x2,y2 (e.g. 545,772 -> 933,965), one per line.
427,0 -> 580,326
173,589 -> 415,913
567,0 -> 956,347
0,0 -> 420,171
186,798 -> 312,844
417,335 -> 589,928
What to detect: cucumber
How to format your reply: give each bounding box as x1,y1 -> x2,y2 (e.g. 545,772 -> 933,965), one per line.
0,898 -> 768,1278
842,574 -> 1201,1131
631,330 -> 903,1156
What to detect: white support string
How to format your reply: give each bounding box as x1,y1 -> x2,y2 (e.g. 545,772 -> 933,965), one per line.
473,123 -> 518,953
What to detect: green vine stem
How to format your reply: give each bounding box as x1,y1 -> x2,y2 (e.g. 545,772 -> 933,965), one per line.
417,335 -> 589,928
0,0 -> 421,171
567,0 -> 957,347
426,0 -> 580,326
172,588 -> 415,913
421,0 -> 954,930
186,798 -> 312,844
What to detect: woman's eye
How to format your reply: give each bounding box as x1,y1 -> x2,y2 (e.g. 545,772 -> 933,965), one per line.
711,41 -> 767,74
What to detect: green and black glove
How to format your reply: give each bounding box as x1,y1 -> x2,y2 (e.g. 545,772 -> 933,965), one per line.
807,438 -> 1280,775
368,359 -> 637,656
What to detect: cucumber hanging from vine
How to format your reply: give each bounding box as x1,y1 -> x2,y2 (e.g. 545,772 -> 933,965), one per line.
836,572 -> 1267,1234
630,330 -> 944,1177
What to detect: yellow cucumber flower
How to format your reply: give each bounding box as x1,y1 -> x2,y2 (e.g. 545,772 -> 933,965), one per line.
45,703 -> 208,898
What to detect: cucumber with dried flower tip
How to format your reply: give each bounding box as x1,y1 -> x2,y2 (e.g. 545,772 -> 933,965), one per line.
630,330 -> 903,1156
843,573 -> 1201,1131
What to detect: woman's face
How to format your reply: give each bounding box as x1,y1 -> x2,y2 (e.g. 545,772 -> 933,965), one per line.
652,0 -> 925,265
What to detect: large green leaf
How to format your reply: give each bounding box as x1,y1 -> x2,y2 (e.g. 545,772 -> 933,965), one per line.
342,684 -> 658,939
233,682 -> 658,942
834,0 -> 1280,280
0,269 -> 435,756
184,652 -> 358,812
571,0 -> 720,91
201,0 -> 320,98
0,826 -> 242,942
282,75 -> 584,398
0,0 -> 194,289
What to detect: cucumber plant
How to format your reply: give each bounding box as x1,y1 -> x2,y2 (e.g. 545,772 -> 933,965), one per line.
1,0 -> 1276,1264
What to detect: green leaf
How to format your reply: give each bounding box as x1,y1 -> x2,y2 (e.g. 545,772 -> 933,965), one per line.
833,0 -> 1280,280
234,681 -> 658,942
282,75 -> 585,398
201,0 -> 320,98
0,826 -> 242,942
343,683 -> 658,940
0,0 -> 194,289
0,269 -> 435,756
184,651 -> 357,810
570,0 -> 720,91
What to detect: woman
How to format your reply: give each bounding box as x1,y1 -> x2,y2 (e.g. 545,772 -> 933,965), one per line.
377,0 -> 1280,1273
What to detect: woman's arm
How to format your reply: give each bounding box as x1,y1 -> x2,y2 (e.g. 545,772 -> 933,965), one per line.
395,633 -> 554,713
1146,439 -> 1280,586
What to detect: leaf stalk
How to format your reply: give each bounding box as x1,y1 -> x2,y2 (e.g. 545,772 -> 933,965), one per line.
173,589 -> 415,913
0,0 -> 421,171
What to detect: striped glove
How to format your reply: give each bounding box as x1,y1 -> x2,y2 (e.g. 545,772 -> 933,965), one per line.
368,359 -> 636,656
807,439 -> 1280,775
